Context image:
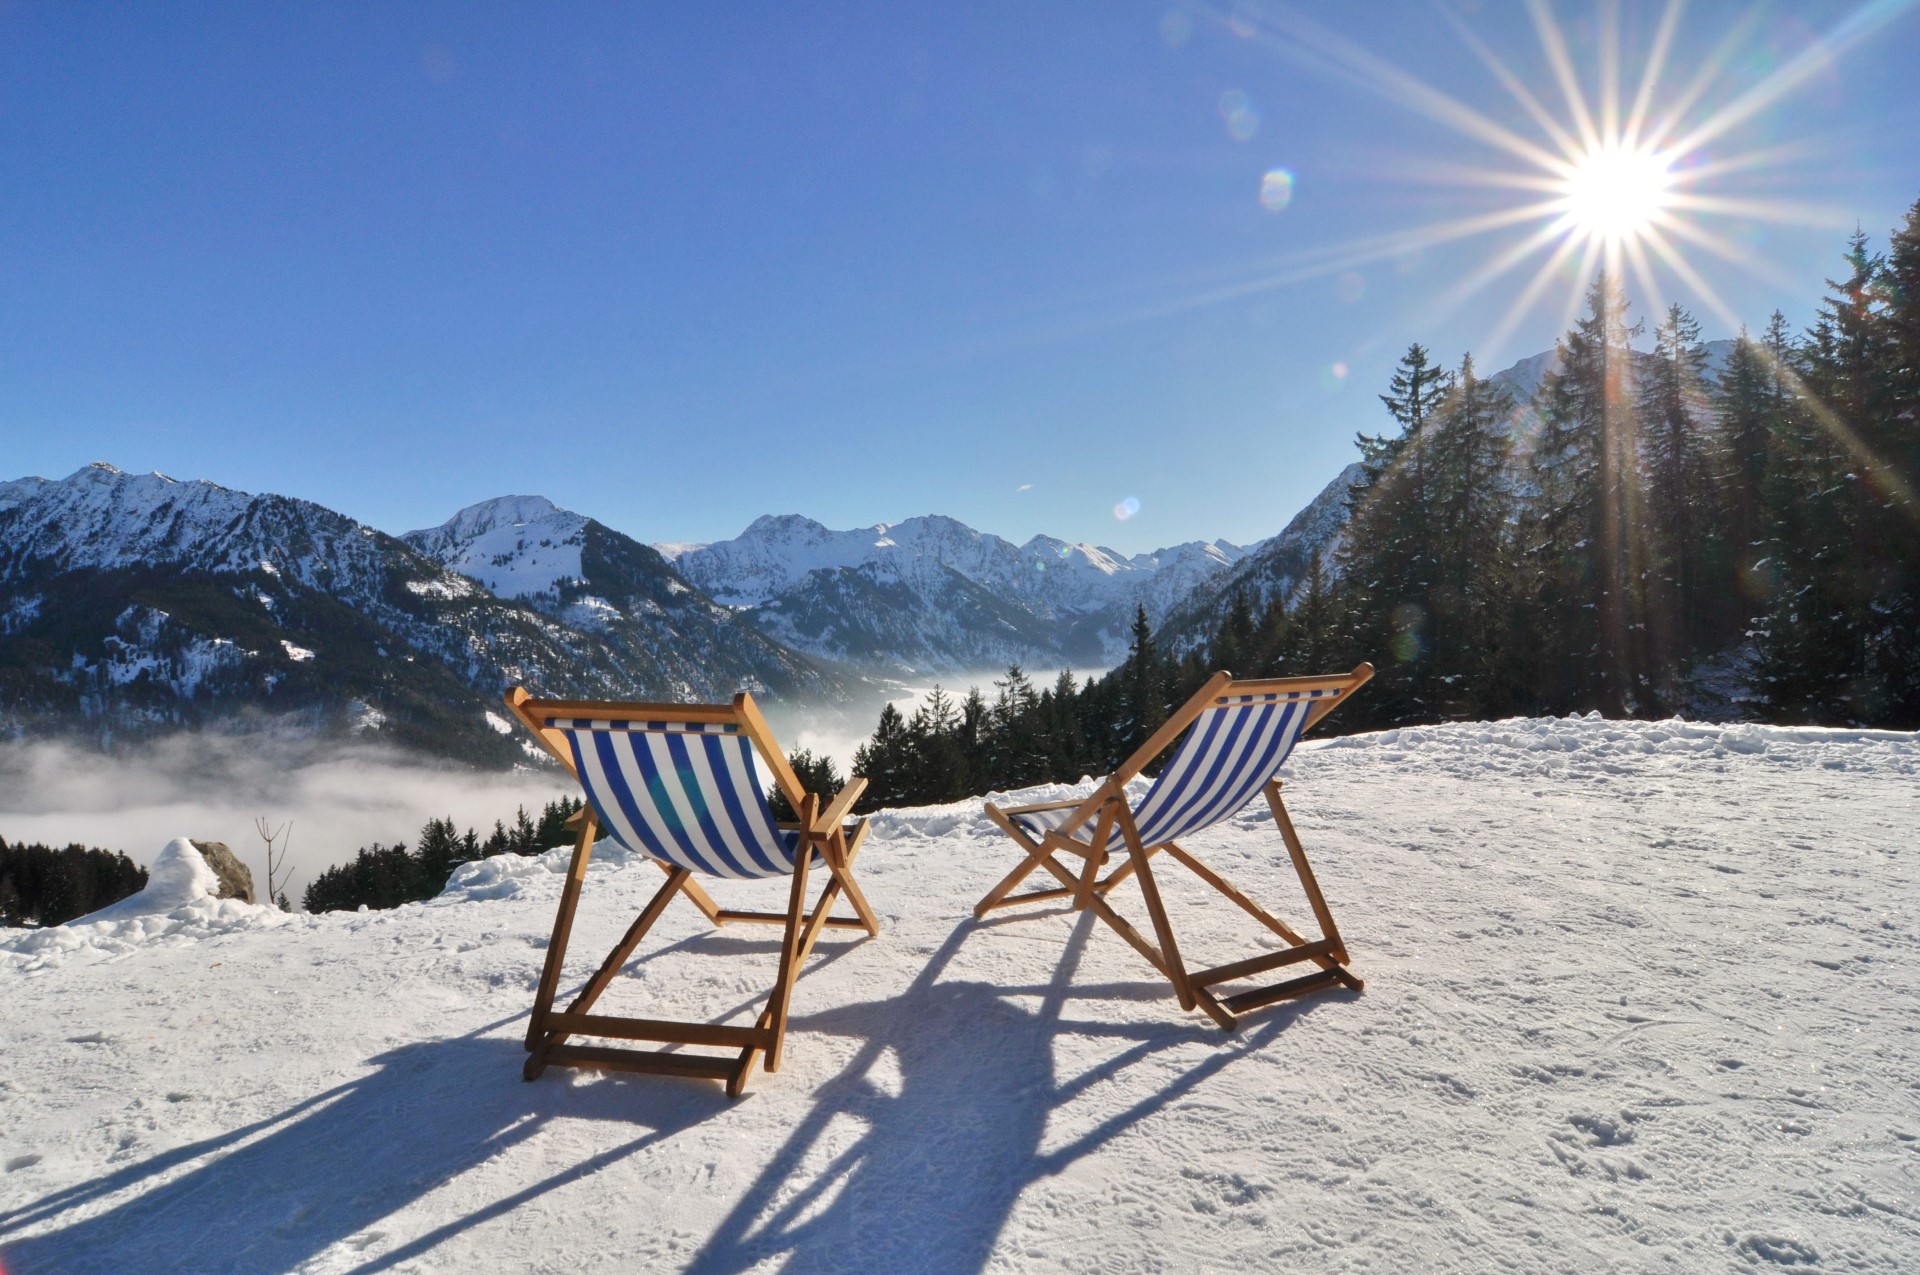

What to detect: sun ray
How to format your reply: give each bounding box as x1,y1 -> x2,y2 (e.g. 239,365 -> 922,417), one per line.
1481,231 -> 1591,357
1524,0 -> 1603,154
1375,159 -> 1571,194
1597,0 -> 1623,146
930,1 -> 1906,381
1624,234 -> 1668,321
1636,6 -> 1768,153
1674,134 -> 1855,184
1561,237 -> 1606,334
1622,0 -> 1687,147
1436,5 -> 1584,159
1750,346 -> 1920,517
1662,192 -> 1853,229
1647,214 -> 1806,293
1237,7 -> 1568,173
1640,229 -> 1745,332
1664,0 -> 1917,157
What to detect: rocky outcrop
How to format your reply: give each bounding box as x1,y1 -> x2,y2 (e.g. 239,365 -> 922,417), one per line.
188,840 -> 257,904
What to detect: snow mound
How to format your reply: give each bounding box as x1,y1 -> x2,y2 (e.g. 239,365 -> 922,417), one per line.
436,841 -> 642,904
1310,712 -> 1919,777
1,839 -> 294,970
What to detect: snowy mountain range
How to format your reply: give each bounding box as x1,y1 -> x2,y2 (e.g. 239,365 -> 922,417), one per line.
0,466 -> 840,762
0,467 -> 1250,759
661,514 -> 1245,673
1,344 -> 1713,756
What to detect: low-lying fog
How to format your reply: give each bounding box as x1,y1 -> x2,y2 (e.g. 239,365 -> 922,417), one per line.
0,735 -> 570,904
0,667 -> 1101,908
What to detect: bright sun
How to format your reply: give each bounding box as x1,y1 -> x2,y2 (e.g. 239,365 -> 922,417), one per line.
1559,143 -> 1676,246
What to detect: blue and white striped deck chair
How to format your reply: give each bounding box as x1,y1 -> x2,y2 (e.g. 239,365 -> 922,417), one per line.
977,664 -> 1373,1029
505,687 -> 879,1098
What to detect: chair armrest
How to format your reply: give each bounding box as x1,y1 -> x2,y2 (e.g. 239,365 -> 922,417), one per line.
994,795 -> 1093,817
813,776 -> 869,834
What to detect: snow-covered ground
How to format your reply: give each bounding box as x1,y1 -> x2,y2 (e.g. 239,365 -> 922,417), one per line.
3,715 -> 1917,1273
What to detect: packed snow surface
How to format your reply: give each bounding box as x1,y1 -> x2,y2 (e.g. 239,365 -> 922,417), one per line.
3,715 -> 1917,1272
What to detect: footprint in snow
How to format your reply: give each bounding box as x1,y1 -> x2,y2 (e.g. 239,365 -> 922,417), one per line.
1568,1113 -> 1636,1146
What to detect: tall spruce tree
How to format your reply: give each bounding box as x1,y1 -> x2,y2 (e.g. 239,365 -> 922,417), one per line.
1638,302 -> 1717,699
1712,327 -> 1775,602
1528,271 -> 1646,715
1423,353 -> 1519,717
1877,199 -> 1920,723
1120,604 -> 1166,757
1333,346 -> 1455,721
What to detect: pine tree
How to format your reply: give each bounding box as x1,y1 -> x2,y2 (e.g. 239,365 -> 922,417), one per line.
1712,328 -> 1776,601
768,748 -> 845,820
1876,199 -> 1920,724
1120,605 -> 1166,757
850,701 -> 911,810
1422,353 -> 1517,717
1529,271 -> 1645,715
1638,302 -> 1716,700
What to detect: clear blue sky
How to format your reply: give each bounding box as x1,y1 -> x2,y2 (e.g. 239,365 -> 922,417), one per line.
3,2 -> 1916,554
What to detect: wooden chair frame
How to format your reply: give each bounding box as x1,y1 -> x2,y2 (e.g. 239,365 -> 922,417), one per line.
505,687 -> 880,1097
974,664 -> 1373,1029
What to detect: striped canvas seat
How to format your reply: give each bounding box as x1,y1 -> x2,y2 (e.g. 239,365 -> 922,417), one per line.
1011,688 -> 1338,855
978,665 -> 1373,1030
506,687 -> 880,1098
545,714 -> 806,880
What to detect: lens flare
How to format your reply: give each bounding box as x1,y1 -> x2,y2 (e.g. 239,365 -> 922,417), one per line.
1113,496 -> 1141,520
1259,168 -> 1295,211
1218,90 -> 1259,141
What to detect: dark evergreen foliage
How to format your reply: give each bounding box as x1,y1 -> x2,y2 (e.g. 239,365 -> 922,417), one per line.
766,748 -> 846,821
302,796 -> 583,913
0,837 -> 149,927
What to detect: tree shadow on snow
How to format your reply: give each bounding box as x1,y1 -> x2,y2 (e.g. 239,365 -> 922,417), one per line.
683,911 -> 1333,1275
0,1012 -> 730,1275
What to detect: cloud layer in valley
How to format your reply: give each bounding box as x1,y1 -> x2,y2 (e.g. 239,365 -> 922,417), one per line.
0,735 -> 570,905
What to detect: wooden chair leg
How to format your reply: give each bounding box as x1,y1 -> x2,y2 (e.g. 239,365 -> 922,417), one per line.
764,815 -> 817,1074
664,862 -> 726,927
525,815 -> 598,1056
974,804 -> 1053,916
1073,805 -> 1114,911
822,828 -> 880,936
1265,781 -> 1348,962
1114,805 -> 1195,1013
524,865 -> 689,1079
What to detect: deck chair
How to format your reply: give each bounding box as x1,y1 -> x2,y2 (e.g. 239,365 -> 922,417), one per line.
504,687 -> 880,1097
974,664 -> 1373,1029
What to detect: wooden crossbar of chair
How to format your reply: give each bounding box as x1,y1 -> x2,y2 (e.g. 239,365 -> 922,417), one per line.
506,687 -> 879,1098
975,664 -> 1372,1030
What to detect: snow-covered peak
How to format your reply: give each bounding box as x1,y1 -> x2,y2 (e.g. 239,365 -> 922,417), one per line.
0,463 -> 372,587
403,496 -> 591,600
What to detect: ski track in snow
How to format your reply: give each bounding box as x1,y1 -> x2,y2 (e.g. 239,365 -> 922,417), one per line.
2,715 -> 1917,1273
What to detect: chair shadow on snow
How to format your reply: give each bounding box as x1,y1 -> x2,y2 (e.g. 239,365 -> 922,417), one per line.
682,909 -> 1331,1275
0,911 -> 1335,1275
0,1011 -> 733,1275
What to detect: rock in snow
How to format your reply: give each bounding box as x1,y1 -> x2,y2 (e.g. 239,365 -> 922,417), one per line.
187,839 -> 257,905
2,715 -> 1916,1272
